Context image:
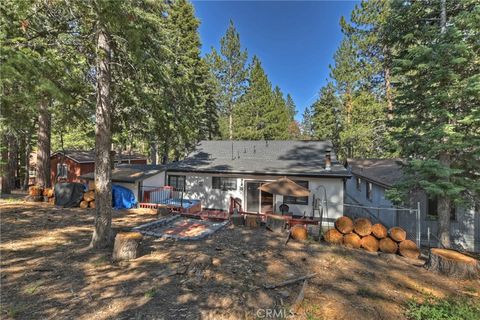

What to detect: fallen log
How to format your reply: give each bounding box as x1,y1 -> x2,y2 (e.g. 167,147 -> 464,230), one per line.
324,228 -> 343,245
360,235 -> 379,252
291,280 -> 308,314
335,216 -> 353,234
371,223 -> 387,239
264,273 -> 317,289
353,218 -> 372,236
398,240 -> 420,259
379,237 -> 398,254
291,225 -> 308,241
112,232 -> 143,261
425,248 -> 480,279
389,227 -> 406,242
284,230 -> 291,246
343,233 -> 361,249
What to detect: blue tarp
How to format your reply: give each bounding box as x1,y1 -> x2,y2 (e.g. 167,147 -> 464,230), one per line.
112,184 -> 137,209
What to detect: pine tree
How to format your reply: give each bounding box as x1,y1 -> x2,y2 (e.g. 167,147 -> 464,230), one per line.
386,0 -> 480,247
285,94 -> 297,121
300,106 -> 314,140
311,83 -> 340,144
206,20 -> 248,139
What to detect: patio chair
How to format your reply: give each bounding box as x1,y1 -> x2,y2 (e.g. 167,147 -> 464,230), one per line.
279,203 -> 289,215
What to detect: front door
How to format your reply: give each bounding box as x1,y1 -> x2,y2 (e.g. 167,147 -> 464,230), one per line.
246,181 -> 273,213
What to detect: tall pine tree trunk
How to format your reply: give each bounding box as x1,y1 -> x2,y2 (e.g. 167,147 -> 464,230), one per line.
149,142 -> 157,165
23,132 -> 32,190
90,23 -> 113,249
229,112 -> 233,140
385,66 -> 393,120
437,0 -> 451,248
36,100 -> 51,188
8,135 -> 18,190
0,133 -> 11,194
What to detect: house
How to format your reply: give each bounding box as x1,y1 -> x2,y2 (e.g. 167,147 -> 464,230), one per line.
345,158 -> 480,252
111,140 -> 349,227
51,150 -> 147,183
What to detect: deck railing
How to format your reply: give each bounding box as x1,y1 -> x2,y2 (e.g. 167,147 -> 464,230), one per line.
140,185 -> 184,206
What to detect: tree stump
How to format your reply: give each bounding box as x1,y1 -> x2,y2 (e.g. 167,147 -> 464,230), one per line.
379,237 -> 398,254
343,233 -> 361,249
79,200 -> 89,209
399,240 -> 420,259
360,235 -> 379,252
266,215 -> 285,233
389,227 -> 406,242
335,216 -> 354,234
425,248 -> 480,279
245,215 -> 260,228
291,225 -> 308,241
354,218 -> 372,236
324,228 -> 343,245
112,232 -> 143,261
371,223 -> 387,239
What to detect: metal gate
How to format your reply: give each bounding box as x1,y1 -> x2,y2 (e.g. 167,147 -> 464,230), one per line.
343,202 -> 421,247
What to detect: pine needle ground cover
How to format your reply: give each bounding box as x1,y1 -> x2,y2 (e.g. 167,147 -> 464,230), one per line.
1,201 -> 479,320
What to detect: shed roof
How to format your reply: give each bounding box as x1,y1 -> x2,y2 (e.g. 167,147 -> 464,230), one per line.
347,158 -> 405,188
51,150 -> 146,163
167,140 -> 349,178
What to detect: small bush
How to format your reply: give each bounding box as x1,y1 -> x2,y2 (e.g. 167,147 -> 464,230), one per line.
406,295 -> 480,320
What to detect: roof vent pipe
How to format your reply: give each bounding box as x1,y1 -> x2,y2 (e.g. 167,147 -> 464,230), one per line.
325,150 -> 332,171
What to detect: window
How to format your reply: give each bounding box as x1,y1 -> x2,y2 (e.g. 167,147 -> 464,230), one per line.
427,197 -> 456,220
366,182 -> 373,200
356,177 -> 362,191
283,181 -> 309,205
212,177 -> 237,191
57,163 -> 68,178
168,175 -> 186,191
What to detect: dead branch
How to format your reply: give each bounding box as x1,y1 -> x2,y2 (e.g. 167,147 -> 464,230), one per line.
263,273 -> 317,289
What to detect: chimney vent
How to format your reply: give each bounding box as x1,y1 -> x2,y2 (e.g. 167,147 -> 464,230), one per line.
325,150 -> 332,171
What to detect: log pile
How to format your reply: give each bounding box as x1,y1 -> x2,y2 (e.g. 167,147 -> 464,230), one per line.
26,186 -> 44,202
324,216 -> 420,259
43,188 -> 55,203
79,190 -> 95,209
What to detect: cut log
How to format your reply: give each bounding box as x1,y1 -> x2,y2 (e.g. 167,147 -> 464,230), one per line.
112,232 -> 143,261
360,235 -> 379,252
29,186 -> 43,196
398,240 -> 420,259
425,248 -> 480,279
79,200 -> 89,209
245,215 -> 260,228
83,190 -> 95,202
354,218 -> 372,236
371,223 -> 387,239
379,237 -> 398,254
343,233 -> 361,249
335,216 -> 354,234
324,228 -> 343,245
389,227 -> 406,242
291,225 -> 308,241
48,196 -> 55,203
266,215 -> 285,233
89,200 -> 96,209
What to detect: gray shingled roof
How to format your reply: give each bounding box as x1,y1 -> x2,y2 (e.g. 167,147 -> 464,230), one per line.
80,165 -> 164,183
167,140 -> 349,177
51,150 -> 146,163
347,158 -> 405,188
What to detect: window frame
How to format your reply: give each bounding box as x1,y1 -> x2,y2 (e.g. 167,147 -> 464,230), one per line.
356,177 -> 362,191
57,163 -> 68,178
212,176 -> 237,191
283,180 -> 309,205
366,182 -> 373,201
167,175 -> 186,191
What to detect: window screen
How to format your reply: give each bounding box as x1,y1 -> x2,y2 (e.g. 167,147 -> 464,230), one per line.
283,181 -> 309,205
212,177 -> 237,191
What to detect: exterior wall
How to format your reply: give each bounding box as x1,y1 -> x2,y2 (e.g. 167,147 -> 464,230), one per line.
346,172 -> 480,252
50,155 -> 94,184
167,171 -> 345,227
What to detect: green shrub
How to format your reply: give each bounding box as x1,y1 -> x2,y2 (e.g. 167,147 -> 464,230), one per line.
406,295 -> 480,320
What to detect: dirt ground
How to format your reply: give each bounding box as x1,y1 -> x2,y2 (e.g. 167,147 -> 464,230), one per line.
1,201 -> 479,320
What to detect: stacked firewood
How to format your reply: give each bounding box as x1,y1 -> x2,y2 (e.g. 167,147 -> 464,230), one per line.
43,188 -> 55,203
80,190 -> 95,209
324,216 -> 420,259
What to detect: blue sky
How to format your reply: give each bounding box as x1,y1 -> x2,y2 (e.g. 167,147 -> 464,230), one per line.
192,0 -> 358,122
